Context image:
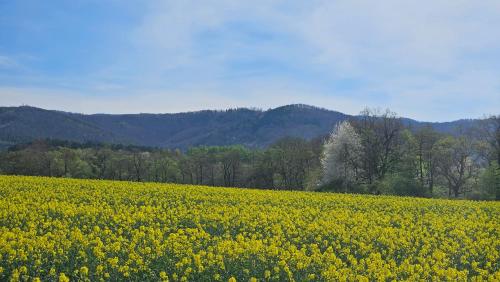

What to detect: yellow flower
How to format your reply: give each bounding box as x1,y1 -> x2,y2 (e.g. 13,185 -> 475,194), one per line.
96,265 -> 104,274
59,273 -> 70,282
0,175 -> 498,281
80,266 -> 89,276
160,271 -> 168,280
107,257 -> 119,268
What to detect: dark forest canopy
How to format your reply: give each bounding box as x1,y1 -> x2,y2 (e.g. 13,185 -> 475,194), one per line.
1,109 -> 498,200
0,104 -> 480,151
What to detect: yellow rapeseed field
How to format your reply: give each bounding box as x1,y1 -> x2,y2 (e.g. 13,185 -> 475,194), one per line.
0,176 -> 499,281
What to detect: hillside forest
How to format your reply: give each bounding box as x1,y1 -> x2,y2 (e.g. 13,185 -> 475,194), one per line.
1,109 -> 498,200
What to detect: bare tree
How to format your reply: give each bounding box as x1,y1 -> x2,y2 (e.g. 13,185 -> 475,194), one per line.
271,138 -> 314,190
219,146 -> 248,187
351,109 -> 403,191
132,151 -> 150,182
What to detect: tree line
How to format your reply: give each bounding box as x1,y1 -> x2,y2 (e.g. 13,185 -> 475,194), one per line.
0,137 -> 322,191
1,109 -> 498,200
321,110 -> 499,200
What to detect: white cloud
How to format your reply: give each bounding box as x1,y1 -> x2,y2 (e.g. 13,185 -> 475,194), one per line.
297,0 -> 500,73
1,0 -> 499,121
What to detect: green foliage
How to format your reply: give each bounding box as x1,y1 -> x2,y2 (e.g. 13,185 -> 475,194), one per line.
318,179 -> 366,194
469,163 -> 500,200
378,174 -> 427,197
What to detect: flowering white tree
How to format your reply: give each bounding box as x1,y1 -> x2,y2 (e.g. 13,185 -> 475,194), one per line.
321,121 -> 362,189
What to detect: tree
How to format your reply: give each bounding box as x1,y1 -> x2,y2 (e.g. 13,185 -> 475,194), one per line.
93,148 -> 113,179
187,147 -> 210,185
476,115 -> 500,165
321,121 -> 362,192
132,151 -> 150,182
471,163 -> 500,200
178,155 -> 196,184
218,146 -> 249,187
246,150 -> 276,189
414,126 -> 441,195
351,109 -> 403,192
435,136 -> 478,198
270,137 -> 314,190
475,115 -> 500,200
60,147 -> 77,177
107,151 -> 133,181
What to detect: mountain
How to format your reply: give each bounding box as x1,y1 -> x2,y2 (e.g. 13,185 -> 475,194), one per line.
0,104 -> 478,150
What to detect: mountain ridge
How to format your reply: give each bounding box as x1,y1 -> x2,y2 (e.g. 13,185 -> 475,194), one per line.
0,104 -> 478,150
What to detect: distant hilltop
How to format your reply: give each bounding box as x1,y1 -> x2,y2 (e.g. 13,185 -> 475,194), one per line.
0,104 -> 479,150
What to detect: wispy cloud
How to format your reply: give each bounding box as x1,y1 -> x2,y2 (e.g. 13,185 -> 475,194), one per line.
0,0 -> 499,121
0,55 -> 19,69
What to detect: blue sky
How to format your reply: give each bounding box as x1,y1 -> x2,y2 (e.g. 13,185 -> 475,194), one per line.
0,0 -> 499,121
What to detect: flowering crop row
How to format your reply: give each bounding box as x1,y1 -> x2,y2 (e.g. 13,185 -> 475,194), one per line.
0,175 -> 498,281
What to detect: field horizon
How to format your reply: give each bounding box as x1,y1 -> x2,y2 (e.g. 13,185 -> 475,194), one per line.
4,174 -> 497,202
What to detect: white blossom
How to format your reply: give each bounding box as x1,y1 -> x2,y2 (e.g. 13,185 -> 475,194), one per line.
321,121 -> 362,185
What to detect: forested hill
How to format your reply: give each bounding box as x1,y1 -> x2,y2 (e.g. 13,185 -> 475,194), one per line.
0,104 -> 477,149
